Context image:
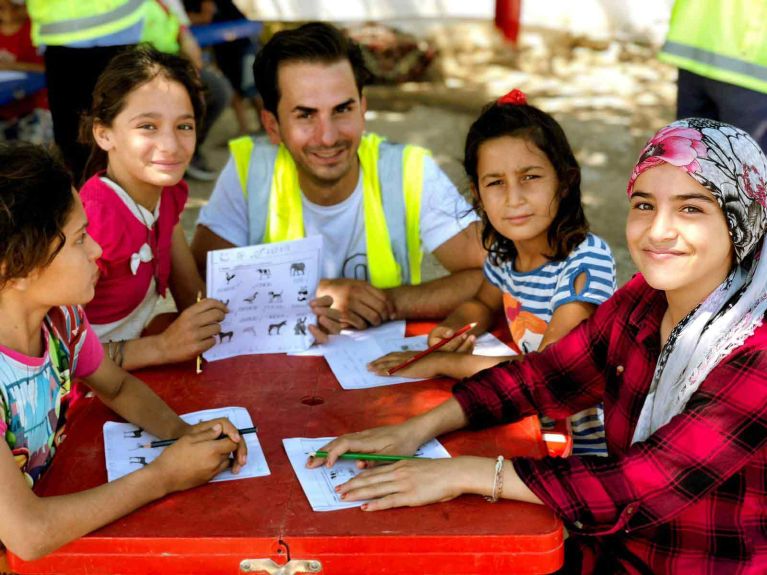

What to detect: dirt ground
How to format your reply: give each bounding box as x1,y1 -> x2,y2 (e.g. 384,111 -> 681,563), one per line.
185,21 -> 678,286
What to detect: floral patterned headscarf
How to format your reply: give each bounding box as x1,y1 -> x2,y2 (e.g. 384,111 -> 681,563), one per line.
627,118 -> 767,262
630,119 -> 767,443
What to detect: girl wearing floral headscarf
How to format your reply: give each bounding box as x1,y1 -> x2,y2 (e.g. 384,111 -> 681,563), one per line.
311,118 -> 767,574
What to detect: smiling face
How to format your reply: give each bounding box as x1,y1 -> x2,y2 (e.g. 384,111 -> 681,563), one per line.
475,135 -> 560,255
262,59 -> 366,203
27,192 -> 103,307
627,163 -> 734,303
93,74 -> 196,199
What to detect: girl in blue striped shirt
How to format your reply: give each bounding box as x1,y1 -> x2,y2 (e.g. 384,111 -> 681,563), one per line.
370,90 -> 617,456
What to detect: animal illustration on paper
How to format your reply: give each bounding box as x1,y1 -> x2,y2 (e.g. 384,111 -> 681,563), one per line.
268,320 -> 287,335
268,290 -> 283,303
244,291 -> 258,304
219,330 -> 234,343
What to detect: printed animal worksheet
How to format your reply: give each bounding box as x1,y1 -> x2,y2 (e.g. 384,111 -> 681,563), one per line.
205,236 -> 323,360
103,406 -> 270,483
283,437 -> 451,511
321,323 -> 517,389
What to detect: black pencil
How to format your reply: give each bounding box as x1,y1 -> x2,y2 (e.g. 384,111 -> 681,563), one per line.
139,426 -> 258,448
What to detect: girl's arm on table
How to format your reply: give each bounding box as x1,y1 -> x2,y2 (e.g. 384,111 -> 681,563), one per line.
312,397 -> 543,510
368,280 -> 508,379
116,225 -> 227,370
84,356 -> 247,471
0,355 -> 246,562
0,423 -> 234,561
337,454 -> 543,511
310,397 -> 470,468
433,276 -> 599,378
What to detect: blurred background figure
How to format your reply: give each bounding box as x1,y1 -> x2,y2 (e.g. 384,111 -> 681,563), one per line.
26,0 -> 182,184
185,0 -> 262,137
25,0 -> 232,184
0,0 -> 50,143
660,0 -> 767,152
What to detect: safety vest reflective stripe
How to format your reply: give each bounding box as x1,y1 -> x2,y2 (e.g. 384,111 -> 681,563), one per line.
264,144 -> 304,243
659,0 -> 767,94
37,0 -> 144,36
229,134 -> 426,288
662,40 -> 767,84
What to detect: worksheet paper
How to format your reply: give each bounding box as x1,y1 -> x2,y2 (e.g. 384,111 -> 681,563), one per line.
283,437 -> 451,511
103,406 -> 270,483
205,236 -> 323,360
321,323 -> 516,389
288,319 -> 406,357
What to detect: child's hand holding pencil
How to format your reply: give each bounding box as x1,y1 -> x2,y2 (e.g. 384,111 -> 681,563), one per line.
427,323 -> 477,353
367,322 -> 478,379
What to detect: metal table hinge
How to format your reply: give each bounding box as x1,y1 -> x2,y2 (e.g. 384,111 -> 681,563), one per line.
240,558 -> 322,574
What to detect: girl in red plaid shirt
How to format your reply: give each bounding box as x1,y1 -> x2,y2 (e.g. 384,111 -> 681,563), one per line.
312,118 -> 767,574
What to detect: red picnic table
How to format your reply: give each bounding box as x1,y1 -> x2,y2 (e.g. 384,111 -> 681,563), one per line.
8,322 -> 563,575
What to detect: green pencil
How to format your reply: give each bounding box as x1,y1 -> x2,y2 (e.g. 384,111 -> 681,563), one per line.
310,450 -> 422,462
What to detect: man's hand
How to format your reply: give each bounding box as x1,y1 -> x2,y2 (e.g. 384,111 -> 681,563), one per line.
308,295 -> 342,343
317,279 -> 396,329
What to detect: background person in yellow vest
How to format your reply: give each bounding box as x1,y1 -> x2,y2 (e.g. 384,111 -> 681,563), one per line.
192,22 -> 486,330
26,0 -> 231,184
660,0 -> 767,152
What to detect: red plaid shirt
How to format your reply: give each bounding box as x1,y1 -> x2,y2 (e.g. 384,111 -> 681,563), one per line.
454,274 -> 767,574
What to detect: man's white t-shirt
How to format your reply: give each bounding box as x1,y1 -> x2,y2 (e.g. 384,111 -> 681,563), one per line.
198,154 -> 478,282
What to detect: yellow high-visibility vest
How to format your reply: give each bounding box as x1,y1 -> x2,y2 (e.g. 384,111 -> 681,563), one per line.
230,133 -> 426,288
660,0 -> 767,94
27,0 -> 180,53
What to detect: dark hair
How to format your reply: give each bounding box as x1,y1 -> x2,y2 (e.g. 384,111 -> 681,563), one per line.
464,100 -> 589,264
253,22 -> 371,116
0,143 -> 75,288
80,44 -> 205,182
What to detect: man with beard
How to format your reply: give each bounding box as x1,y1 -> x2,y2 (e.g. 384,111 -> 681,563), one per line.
192,22 -> 485,330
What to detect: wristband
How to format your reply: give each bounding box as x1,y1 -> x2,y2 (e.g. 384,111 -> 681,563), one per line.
486,455 -> 505,503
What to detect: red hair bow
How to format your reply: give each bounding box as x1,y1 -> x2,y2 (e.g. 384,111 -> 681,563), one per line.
497,89 -> 527,106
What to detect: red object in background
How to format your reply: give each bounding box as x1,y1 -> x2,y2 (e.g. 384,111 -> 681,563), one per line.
495,0 -> 522,44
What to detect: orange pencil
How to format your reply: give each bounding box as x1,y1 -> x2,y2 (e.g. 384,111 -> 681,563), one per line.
387,322 -> 478,375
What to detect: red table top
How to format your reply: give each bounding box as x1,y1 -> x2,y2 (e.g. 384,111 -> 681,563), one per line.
10,324 -> 563,575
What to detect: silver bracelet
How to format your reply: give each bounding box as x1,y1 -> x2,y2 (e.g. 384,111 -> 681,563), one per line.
485,455 -> 505,503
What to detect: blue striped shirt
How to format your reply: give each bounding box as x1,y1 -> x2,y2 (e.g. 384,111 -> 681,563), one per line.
484,233 -> 616,456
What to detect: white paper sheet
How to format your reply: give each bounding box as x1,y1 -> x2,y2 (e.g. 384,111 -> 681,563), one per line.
205,236 -> 323,360
322,328 -> 516,389
103,406 -> 270,483
283,437 -> 451,511
289,319 -> 407,357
